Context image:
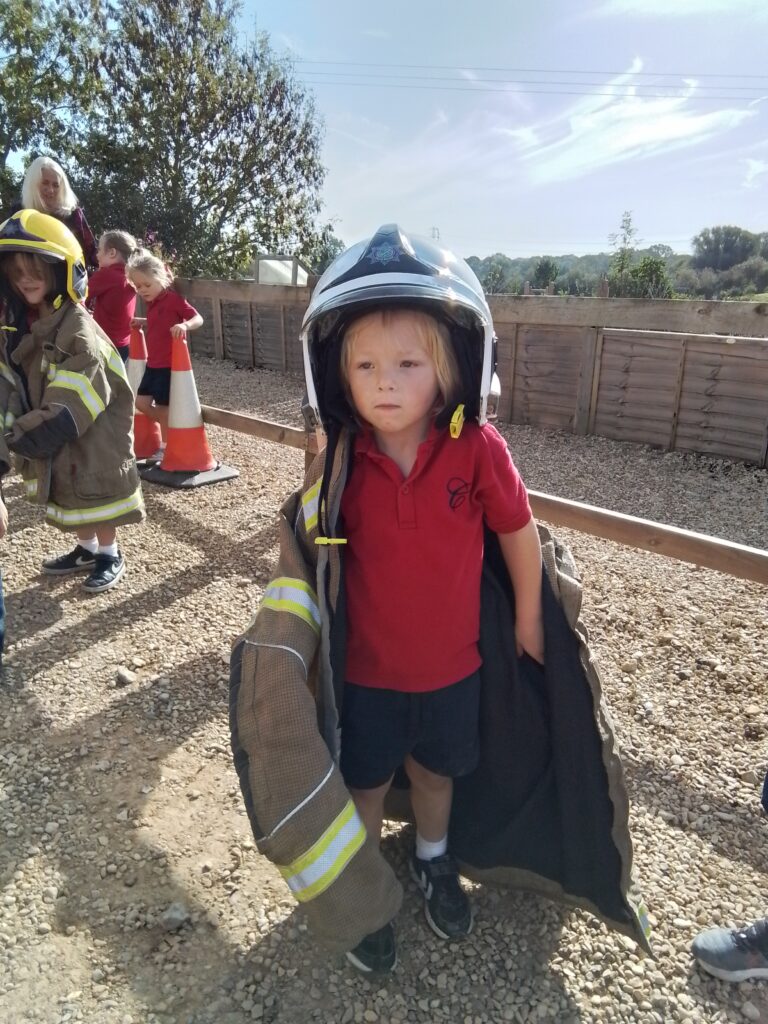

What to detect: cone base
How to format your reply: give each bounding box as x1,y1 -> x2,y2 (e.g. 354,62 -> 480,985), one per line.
139,462 -> 239,489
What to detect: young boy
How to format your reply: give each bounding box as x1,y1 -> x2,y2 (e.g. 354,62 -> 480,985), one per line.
230,225 -> 651,976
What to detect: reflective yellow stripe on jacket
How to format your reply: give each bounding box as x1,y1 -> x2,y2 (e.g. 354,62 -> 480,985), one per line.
261,577 -> 321,634
48,370 -> 105,421
301,479 -> 321,535
45,488 -> 144,526
277,800 -> 366,903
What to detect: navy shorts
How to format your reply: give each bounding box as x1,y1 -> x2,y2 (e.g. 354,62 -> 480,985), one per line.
138,366 -> 171,406
340,671 -> 481,790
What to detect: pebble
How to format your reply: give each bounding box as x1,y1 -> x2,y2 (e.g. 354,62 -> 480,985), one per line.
115,667 -> 139,688
741,1002 -> 761,1021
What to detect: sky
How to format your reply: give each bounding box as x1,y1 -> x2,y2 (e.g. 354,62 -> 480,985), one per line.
242,0 -> 767,259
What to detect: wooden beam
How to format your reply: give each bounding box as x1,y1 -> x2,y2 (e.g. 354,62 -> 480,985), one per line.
179,277 -> 312,306
528,490 -> 768,585
489,296 -> 768,337
201,405 -> 308,450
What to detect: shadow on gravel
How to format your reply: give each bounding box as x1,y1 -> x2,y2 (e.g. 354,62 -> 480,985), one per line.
4,500 -> 277,680
4,584 -> 63,642
625,758 -> 768,875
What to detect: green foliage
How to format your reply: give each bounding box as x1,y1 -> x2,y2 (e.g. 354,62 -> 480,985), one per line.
532,256 -> 558,289
608,210 -> 640,294
60,0 -> 326,276
691,225 -> 761,272
302,223 -> 345,274
0,0 -> 106,172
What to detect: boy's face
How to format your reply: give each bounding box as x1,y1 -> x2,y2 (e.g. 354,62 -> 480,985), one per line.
7,255 -> 49,308
346,313 -> 440,445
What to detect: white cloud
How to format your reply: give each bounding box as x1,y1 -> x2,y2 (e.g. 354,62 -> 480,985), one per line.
505,64 -> 755,185
596,0 -> 767,16
743,158 -> 768,188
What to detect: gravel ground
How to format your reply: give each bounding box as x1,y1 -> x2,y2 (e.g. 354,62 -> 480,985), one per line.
1,355 -> 767,1024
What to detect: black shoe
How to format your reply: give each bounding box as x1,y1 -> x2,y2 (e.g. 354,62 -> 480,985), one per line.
411,853 -> 473,940
41,544 -> 97,575
345,922 -> 397,974
82,552 -> 126,594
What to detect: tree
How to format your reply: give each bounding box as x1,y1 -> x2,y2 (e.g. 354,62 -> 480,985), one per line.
628,255 -> 672,299
479,255 -> 513,294
691,225 -> 760,272
65,0 -> 326,276
0,0 -> 105,211
532,256 -> 558,289
303,223 -> 345,275
608,211 -> 639,297
647,243 -> 674,261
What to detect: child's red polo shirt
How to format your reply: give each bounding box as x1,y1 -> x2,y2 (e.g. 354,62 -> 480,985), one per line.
88,263 -> 136,349
341,422 -> 532,692
145,289 -> 199,368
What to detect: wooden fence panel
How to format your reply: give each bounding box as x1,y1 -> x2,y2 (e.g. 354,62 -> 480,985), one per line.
509,325 -> 585,430
592,330 -> 682,448
188,297 -> 215,358
221,302 -> 254,365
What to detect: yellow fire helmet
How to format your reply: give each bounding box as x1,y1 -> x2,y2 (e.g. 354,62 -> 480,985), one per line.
0,209 -> 87,305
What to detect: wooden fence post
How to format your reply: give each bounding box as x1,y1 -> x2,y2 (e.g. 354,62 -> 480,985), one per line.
211,297 -> 224,360
668,337 -> 688,451
574,327 -> 599,435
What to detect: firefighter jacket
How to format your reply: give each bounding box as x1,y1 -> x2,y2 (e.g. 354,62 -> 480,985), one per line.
229,433 -> 652,956
0,302 -> 144,531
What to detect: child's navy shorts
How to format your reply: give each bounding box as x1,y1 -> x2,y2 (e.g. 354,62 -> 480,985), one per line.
340,671 -> 481,790
138,366 -> 172,406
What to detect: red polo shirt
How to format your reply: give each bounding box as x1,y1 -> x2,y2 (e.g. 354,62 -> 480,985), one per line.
88,263 -> 136,349
145,289 -> 199,368
341,422 -> 532,692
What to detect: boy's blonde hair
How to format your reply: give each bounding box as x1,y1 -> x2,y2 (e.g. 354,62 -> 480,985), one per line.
22,157 -> 78,215
2,252 -> 55,294
125,249 -> 174,289
99,230 -> 139,264
341,307 -> 459,415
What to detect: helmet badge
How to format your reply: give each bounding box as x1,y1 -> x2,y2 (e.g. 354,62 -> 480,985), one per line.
365,242 -> 400,266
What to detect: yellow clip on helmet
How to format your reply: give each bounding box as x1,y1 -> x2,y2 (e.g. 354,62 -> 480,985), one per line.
0,209 -> 87,304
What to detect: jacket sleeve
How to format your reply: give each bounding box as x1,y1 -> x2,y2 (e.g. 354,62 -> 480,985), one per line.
0,350 -> 24,475
229,457 -> 402,952
6,325 -> 113,460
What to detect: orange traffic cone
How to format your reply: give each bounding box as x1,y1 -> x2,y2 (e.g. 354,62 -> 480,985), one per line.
139,332 -> 238,489
127,326 -> 162,460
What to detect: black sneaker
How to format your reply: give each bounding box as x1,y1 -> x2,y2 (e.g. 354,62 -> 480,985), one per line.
41,544 -> 96,576
345,922 -> 397,974
82,552 -> 126,594
411,853 -> 473,940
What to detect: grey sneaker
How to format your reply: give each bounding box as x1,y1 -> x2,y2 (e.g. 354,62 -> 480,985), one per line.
692,917 -> 768,981
345,923 -> 396,974
42,544 -> 96,575
82,552 -> 126,594
411,853 -> 473,940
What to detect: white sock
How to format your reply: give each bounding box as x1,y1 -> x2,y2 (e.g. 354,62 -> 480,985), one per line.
416,834 -> 448,861
98,542 -> 119,558
78,536 -> 98,554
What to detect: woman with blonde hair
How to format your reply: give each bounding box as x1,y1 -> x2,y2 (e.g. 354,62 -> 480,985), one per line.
15,156 -> 98,272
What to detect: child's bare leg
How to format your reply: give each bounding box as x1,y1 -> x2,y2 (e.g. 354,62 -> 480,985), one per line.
404,755 -> 452,842
95,526 -> 116,547
349,777 -> 393,843
75,529 -> 97,546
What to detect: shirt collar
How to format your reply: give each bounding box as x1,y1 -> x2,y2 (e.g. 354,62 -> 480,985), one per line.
353,421 -> 442,460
